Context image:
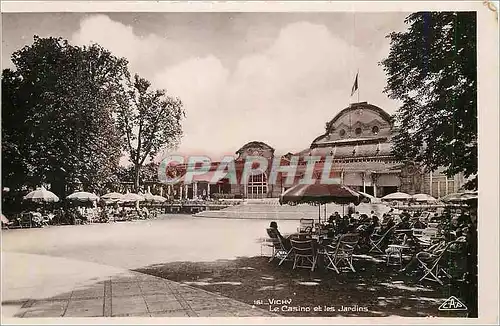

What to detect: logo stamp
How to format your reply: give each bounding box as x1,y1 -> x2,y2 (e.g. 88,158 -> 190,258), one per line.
438,296 -> 468,311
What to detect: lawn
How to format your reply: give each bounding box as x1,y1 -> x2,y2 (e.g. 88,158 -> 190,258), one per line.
135,253 -> 471,318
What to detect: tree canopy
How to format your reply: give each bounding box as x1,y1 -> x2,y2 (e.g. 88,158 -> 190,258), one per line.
381,12 -> 477,190
2,36 -> 129,196
115,74 -> 184,192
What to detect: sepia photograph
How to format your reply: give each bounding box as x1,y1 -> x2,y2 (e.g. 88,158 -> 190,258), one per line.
1,1 -> 498,324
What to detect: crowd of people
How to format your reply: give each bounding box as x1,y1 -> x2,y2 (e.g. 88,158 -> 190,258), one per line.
3,203 -> 164,228
269,207 -> 473,255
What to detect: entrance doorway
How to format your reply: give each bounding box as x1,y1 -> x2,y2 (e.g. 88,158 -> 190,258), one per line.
247,172 -> 268,199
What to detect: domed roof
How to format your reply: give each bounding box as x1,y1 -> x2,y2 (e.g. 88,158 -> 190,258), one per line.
312,102 -> 394,147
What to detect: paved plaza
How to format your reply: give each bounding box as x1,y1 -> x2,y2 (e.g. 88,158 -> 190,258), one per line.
6,266 -> 274,318
1,251 -> 276,319
1,215 -> 290,319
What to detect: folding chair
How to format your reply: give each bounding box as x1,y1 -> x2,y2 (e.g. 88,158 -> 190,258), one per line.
369,225 -> 396,253
266,228 -> 293,265
416,237 -> 466,285
299,218 -> 314,233
322,233 -> 359,273
290,239 -> 317,271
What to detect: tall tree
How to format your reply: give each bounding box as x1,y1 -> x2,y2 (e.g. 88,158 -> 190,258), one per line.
116,74 -> 184,192
381,12 -> 477,317
381,12 -> 477,190
2,36 -> 128,196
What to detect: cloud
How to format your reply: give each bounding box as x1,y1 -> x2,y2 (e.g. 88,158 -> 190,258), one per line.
73,14 -> 401,163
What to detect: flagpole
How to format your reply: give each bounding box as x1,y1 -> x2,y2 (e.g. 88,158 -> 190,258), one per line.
357,69 -> 360,103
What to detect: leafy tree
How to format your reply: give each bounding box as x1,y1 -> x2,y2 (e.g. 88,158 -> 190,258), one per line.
381,12 -> 477,190
381,12 -> 477,317
2,36 -> 127,197
116,74 -> 184,192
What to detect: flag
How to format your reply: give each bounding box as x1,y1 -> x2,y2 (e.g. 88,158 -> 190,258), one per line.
350,72 -> 358,97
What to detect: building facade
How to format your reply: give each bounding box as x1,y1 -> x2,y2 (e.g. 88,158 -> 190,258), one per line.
164,102 -> 464,200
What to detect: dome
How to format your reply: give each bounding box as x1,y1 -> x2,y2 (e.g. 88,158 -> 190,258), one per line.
312,102 -> 393,147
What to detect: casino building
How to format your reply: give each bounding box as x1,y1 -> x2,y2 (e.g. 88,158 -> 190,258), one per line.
163,102 -> 465,200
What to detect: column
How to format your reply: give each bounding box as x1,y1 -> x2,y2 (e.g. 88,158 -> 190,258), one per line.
340,170 -> 344,185
373,183 -> 377,198
429,171 -> 433,196
437,179 -> 441,198
179,185 -> 183,199
147,185 -> 151,193
184,184 -> 188,199
160,187 -> 163,197
193,182 -> 198,199
207,183 -> 210,199
444,176 -> 449,196
362,172 -> 366,193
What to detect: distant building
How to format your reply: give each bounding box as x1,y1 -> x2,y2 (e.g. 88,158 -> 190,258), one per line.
163,102 -> 465,200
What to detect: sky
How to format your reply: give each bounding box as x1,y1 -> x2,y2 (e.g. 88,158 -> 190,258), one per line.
2,12 -> 410,164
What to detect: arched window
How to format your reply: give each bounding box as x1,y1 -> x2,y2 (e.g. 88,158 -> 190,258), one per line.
247,172 -> 268,199
339,129 -> 346,137
372,126 -> 379,135
355,127 -> 362,135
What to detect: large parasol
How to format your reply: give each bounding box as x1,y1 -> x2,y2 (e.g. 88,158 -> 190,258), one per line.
122,192 -> 145,203
66,191 -> 99,202
440,191 -> 478,204
279,183 -> 361,223
101,192 -> 124,201
140,191 -> 167,203
411,193 -> 437,203
23,186 -> 60,203
381,192 -> 412,201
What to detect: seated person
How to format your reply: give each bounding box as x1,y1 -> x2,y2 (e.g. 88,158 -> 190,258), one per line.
430,213 -> 440,223
359,214 -> 370,223
381,218 -> 396,233
397,216 -> 412,229
399,237 -> 449,274
381,213 -> 390,225
269,221 -> 291,250
360,215 -> 380,241
412,219 -> 426,229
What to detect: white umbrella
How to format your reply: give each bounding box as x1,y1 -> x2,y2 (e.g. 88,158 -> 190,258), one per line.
101,192 -> 124,201
122,192 -> 145,202
381,192 -> 412,201
23,186 -> 59,203
440,191 -> 478,203
66,191 -> 99,202
411,193 -> 437,202
140,191 -> 156,202
152,195 -> 167,203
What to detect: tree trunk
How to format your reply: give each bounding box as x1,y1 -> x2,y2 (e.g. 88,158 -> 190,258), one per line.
134,164 -> 141,193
